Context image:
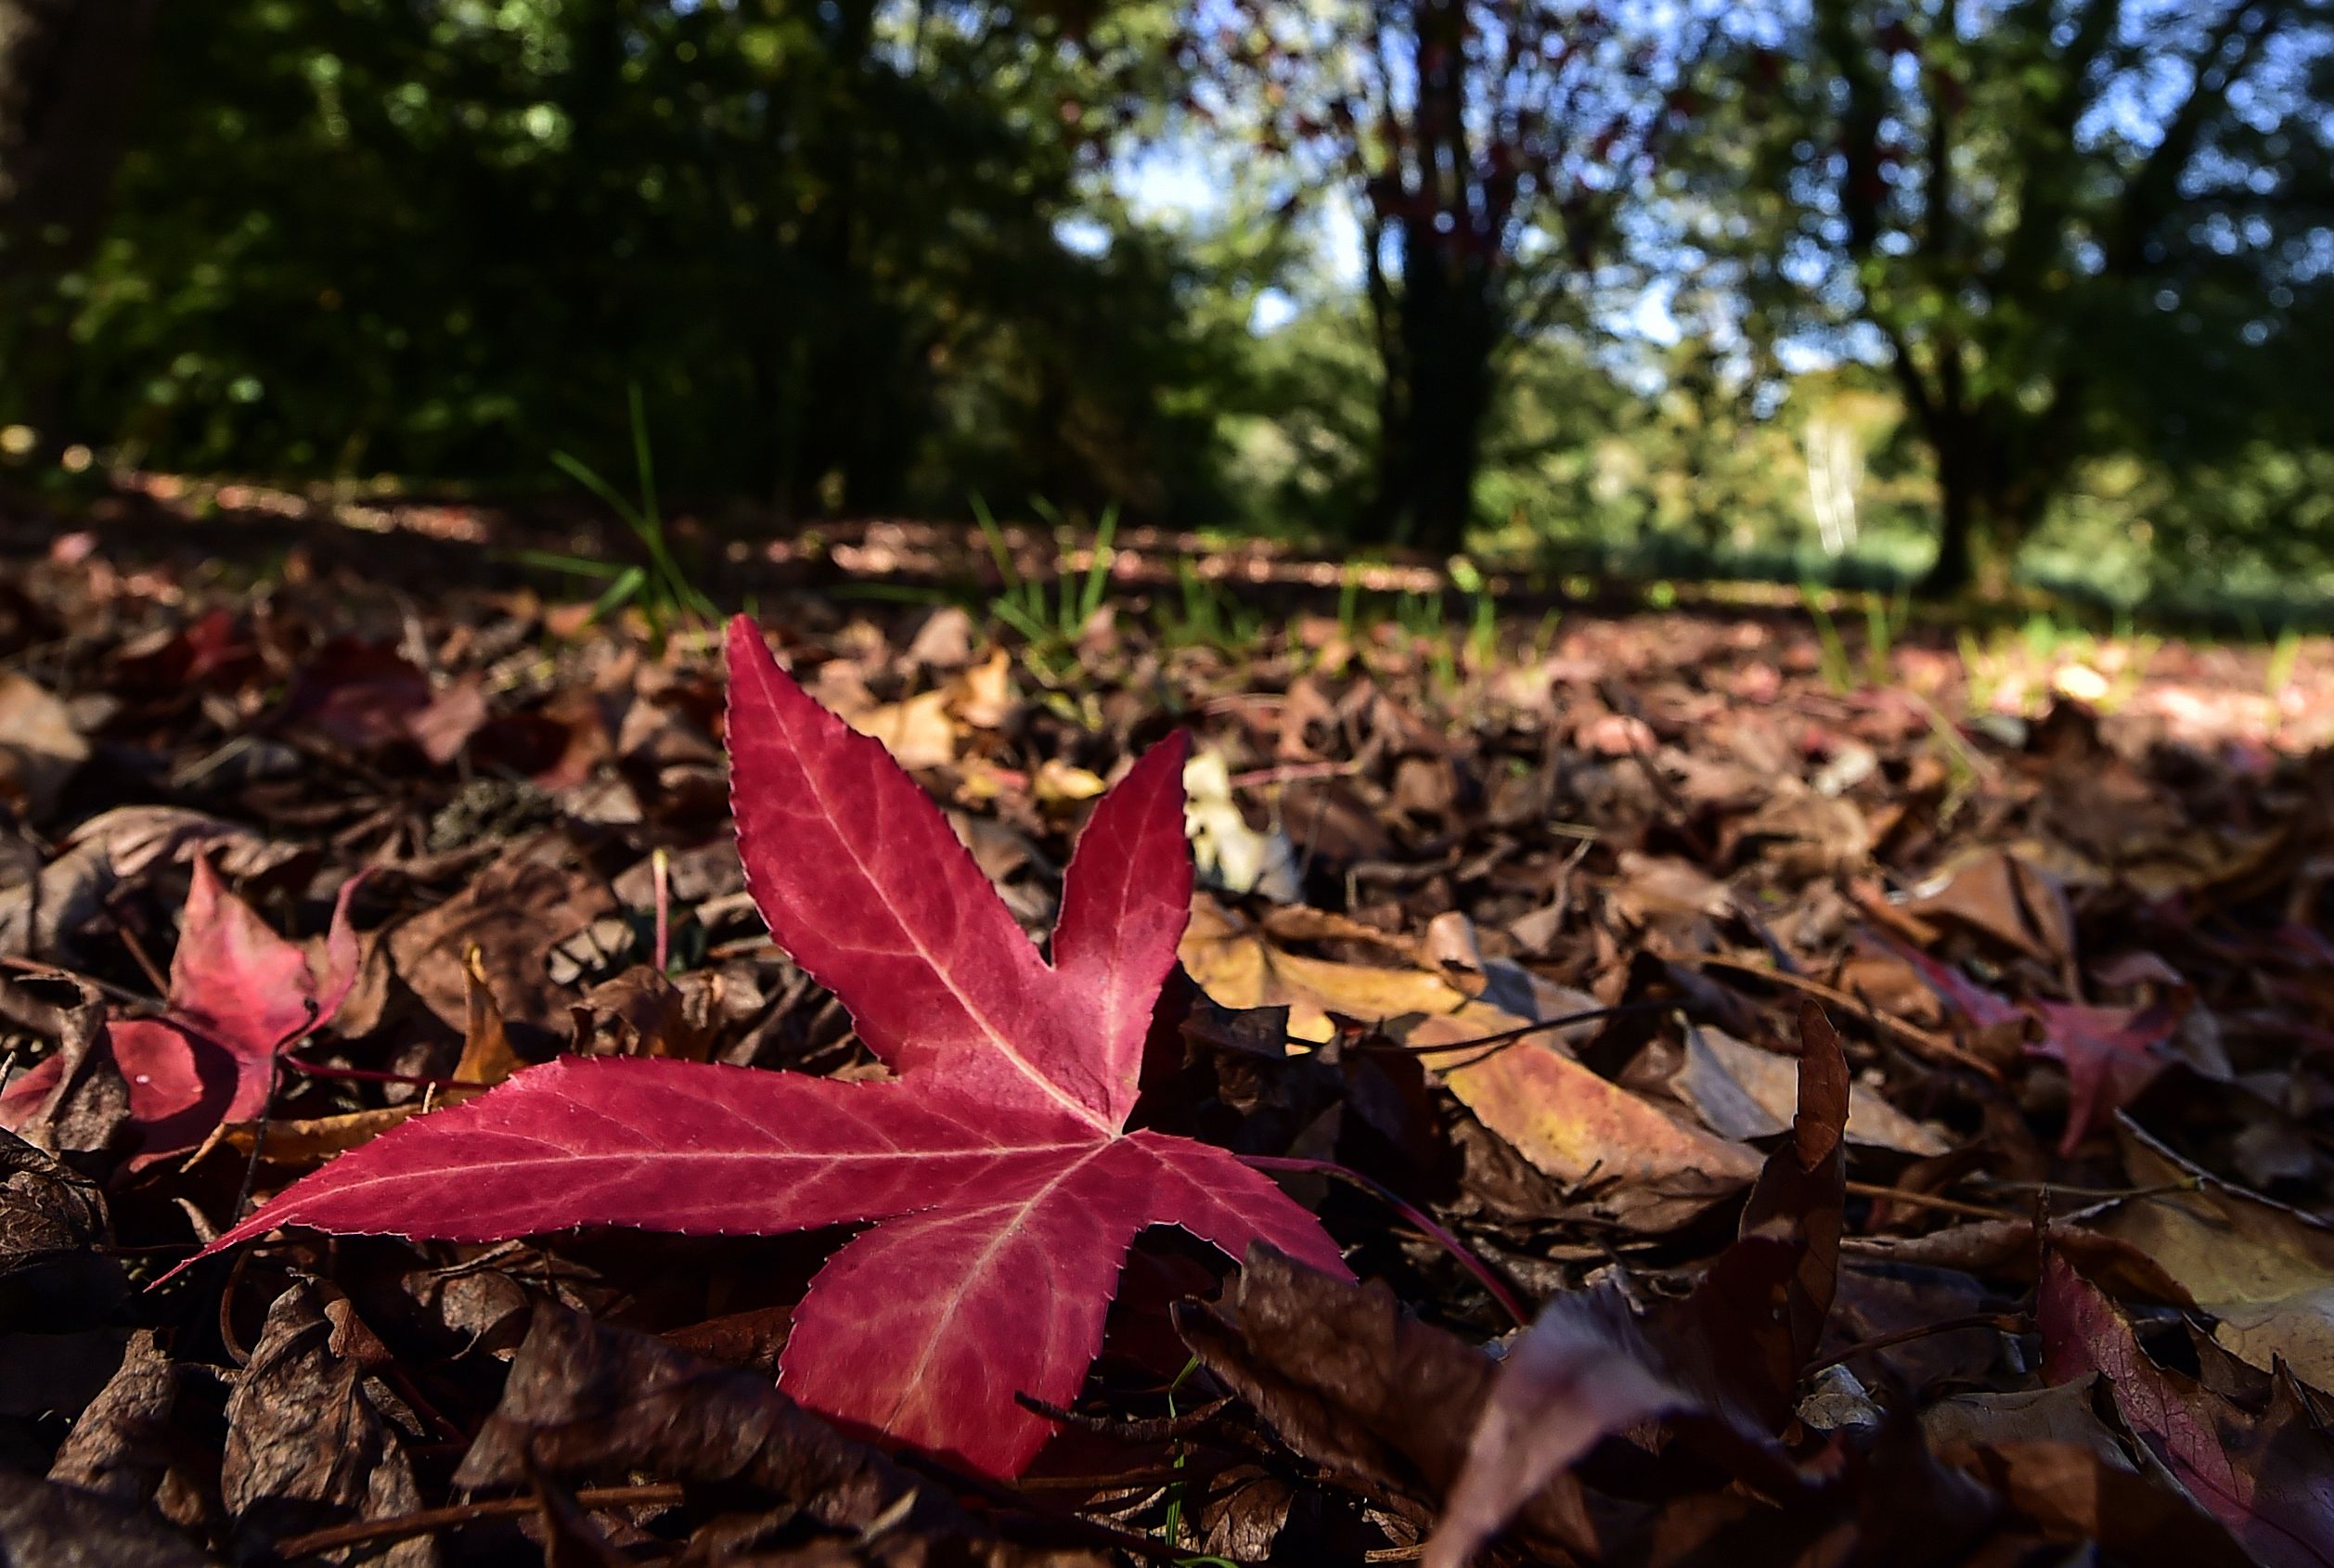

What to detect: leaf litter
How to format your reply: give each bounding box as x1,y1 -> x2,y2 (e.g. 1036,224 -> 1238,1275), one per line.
2,532 -> 2334,1562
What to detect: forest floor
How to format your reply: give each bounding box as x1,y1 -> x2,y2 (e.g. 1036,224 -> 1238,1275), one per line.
4,482 -> 2334,1565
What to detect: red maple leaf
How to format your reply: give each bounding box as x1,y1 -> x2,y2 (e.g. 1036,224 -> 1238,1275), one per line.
1886,934 -> 2183,1154
2026,999 -> 2181,1156
192,615 -> 1346,1475
1883,935 -> 2024,1032
2,857 -> 362,1163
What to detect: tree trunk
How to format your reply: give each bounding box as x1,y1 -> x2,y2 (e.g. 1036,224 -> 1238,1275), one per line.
0,0 -> 159,444
1918,392 -> 2058,598
1921,477 -> 1979,598
1366,223 -> 1495,555
1919,463 -> 2025,599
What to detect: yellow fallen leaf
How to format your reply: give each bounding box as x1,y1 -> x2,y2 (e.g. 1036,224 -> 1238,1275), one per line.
1180,897 -> 1475,1042
849,688 -> 957,770
1033,757 -> 1107,807
1423,1015 -> 1762,1232
1180,897 -> 1760,1230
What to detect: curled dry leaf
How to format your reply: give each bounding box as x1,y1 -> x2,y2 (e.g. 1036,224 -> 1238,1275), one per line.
0,970 -> 128,1157
222,1281 -> 432,1566
1655,1002 -> 1849,1434
1947,1439 -> 2257,1568
1416,1011 -> 1763,1231
457,1301 -> 972,1538
0,669 -> 89,825
1904,849 -> 2076,967
569,962 -> 716,1060
48,1330 -> 181,1506
0,1125 -> 127,1347
0,1125 -> 110,1279
1423,1283 -> 1801,1568
1674,1021 -> 1948,1156
0,1469 -> 217,1568
192,618 -> 1344,1476
1175,1243 -> 1600,1558
1180,900 -> 1761,1231
2027,998 -> 2186,1156
1921,1376 -> 2136,1472
377,843 -> 615,1040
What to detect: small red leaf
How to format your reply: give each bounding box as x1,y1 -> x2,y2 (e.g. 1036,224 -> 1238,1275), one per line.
196,616 -> 1345,1477
3,858 -> 362,1162
2027,1000 -> 2179,1156
173,857 -> 365,1125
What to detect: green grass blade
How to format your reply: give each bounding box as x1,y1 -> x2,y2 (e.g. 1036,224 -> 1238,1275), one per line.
550,449 -> 648,537
501,547 -> 626,579
626,382 -> 660,532
1077,503 -> 1120,625
587,565 -> 649,622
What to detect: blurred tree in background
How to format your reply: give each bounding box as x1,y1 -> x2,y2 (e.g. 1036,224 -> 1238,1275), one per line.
1185,0 -> 1696,553
1685,0 -> 2334,595
10,0 -> 1239,521
3,0 -> 2333,608
0,0 -> 160,459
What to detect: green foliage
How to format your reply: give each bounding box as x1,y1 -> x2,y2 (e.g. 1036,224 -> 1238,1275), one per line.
1155,560 -> 1267,655
974,494 -> 1124,651
518,386 -> 716,646
24,0 -> 1237,522
1683,0 -> 2334,591
1800,583 -> 1855,695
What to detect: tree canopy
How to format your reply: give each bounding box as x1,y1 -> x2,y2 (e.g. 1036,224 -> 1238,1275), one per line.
4,0 -> 2333,602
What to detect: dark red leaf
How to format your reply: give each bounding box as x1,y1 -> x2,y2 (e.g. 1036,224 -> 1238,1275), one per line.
2040,1253 -> 2334,1568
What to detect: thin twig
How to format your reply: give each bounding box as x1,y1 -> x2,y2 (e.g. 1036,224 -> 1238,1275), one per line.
1808,1312 -> 2029,1375
1348,1000 -> 1664,1061
1227,759 -> 1360,790
1658,951 -> 2003,1081
1845,1181 -> 2018,1223
115,923 -> 173,998
1966,1176 -> 2204,1203
274,1482 -> 686,1558
1010,1468 -> 1193,1493
1240,1154 -> 1529,1328
277,1054 -> 489,1091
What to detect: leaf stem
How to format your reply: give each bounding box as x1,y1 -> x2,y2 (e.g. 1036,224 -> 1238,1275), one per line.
651,845 -> 672,972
